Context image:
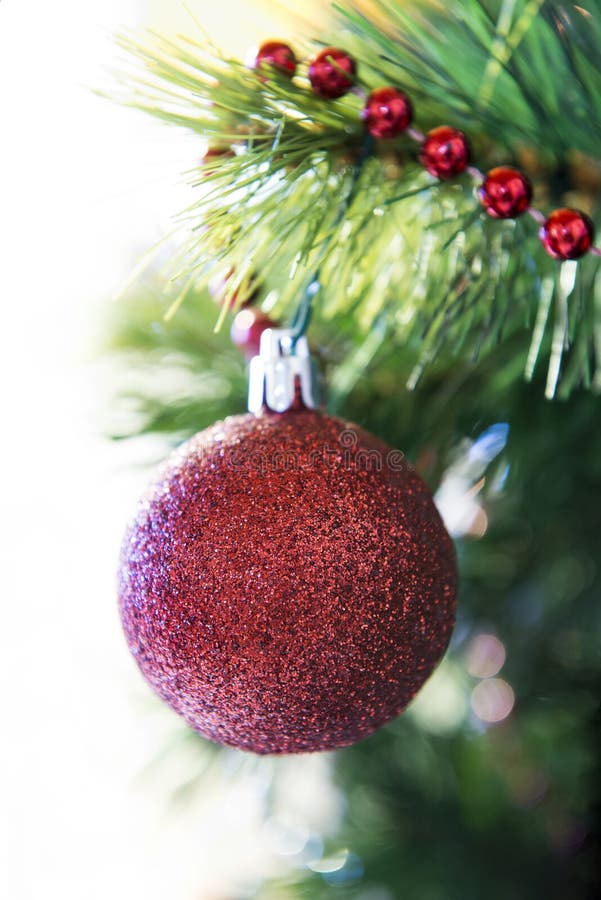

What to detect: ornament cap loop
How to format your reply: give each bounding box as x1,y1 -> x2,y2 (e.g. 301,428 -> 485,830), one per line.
248,328 -> 318,413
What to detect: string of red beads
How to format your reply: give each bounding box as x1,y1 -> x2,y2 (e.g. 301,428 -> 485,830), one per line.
252,41 -> 599,262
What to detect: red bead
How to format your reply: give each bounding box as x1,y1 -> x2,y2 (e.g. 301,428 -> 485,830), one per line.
539,208 -> 595,260
419,126 -> 471,180
254,41 -> 296,77
230,309 -> 274,357
361,87 -> 412,138
200,147 -> 234,176
308,47 -> 356,99
479,166 -> 532,218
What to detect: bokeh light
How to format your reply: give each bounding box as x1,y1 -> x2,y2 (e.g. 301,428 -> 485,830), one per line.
471,678 -> 515,724
307,850 -> 365,886
435,423 -> 509,539
408,661 -> 468,735
465,633 -> 506,678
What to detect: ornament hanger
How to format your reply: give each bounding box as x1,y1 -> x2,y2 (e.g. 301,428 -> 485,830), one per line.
248,328 -> 318,413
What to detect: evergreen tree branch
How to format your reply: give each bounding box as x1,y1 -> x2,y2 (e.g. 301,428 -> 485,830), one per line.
109,0 -> 601,396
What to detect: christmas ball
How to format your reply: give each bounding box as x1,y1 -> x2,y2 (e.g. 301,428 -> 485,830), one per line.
254,41 -> 297,77
119,409 -> 457,754
308,47 -> 356,99
419,126 -> 471,180
539,207 -> 595,260
362,87 -> 412,139
478,166 -> 532,218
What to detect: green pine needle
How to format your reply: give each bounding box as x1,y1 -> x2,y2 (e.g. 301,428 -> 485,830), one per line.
109,0 -> 601,398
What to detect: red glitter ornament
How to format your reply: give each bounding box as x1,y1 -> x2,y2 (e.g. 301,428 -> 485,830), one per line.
308,47 -> 356,99
119,408 -> 457,754
419,126 -> 471,180
539,207 -> 595,260
479,166 -> 532,218
254,41 -> 297,77
230,308 -> 275,357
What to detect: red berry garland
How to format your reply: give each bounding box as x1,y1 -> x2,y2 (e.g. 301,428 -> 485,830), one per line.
419,126 -> 471,180
539,208 -> 595,260
362,87 -> 412,138
309,47 -> 356,99
255,41 -> 297,77
479,167 -> 533,219
245,39 -> 599,260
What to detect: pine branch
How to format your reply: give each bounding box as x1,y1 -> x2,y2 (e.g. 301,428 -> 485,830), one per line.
110,0 -> 601,397
104,275 -> 247,440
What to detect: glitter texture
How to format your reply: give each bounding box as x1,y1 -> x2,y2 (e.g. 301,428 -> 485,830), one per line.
118,409 -> 457,754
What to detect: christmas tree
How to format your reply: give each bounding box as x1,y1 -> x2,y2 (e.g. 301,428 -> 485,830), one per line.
108,1 -> 601,897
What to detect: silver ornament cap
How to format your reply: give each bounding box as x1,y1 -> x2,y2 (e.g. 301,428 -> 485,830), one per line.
248,328 -> 318,413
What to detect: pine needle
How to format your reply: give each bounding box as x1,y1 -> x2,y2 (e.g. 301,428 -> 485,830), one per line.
108,0 -> 601,397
